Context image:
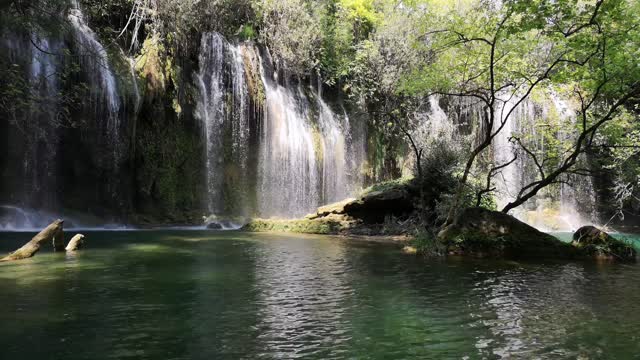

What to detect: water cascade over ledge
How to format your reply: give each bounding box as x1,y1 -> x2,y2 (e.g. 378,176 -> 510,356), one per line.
418,93 -> 598,231
68,1 -> 122,166
195,33 -> 364,219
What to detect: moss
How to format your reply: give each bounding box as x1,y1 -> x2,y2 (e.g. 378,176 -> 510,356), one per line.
360,176 -> 415,196
240,45 -> 265,107
133,100 -> 204,222
310,124 -> 324,163
242,218 -> 346,235
135,36 -> 167,93
572,226 -> 637,261
440,207 -> 580,259
172,98 -> 182,115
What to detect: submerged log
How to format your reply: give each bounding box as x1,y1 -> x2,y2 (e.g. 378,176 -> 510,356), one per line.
1,219 -> 64,262
65,234 -> 85,251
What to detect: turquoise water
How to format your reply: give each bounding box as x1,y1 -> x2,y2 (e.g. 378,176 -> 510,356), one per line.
1,230 -> 640,359
552,231 -> 640,249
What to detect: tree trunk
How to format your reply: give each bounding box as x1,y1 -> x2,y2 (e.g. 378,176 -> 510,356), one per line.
65,234 -> 85,251
1,219 -> 64,262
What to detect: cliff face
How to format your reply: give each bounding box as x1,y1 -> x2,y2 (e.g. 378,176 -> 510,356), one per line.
0,12 -> 208,225
0,5 -> 407,226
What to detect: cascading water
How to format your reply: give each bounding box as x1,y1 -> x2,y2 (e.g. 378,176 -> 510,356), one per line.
195,33 -> 253,215
0,4 -> 136,229
257,52 -> 360,217
196,33 -> 227,214
408,92 -> 597,231
492,96 -> 536,214
68,1 -> 122,165
318,99 -> 349,203
256,68 -> 320,217
27,36 -> 62,209
195,32 -> 364,219
490,93 -> 597,231
1,31 -> 62,211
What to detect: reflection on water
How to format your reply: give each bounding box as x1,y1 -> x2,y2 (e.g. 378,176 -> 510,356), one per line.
0,231 -> 639,359
253,237 -> 353,358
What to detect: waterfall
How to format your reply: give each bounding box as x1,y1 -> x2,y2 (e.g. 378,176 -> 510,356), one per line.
406,92 -> 597,231
28,36 -> 62,209
318,98 -> 349,203
195,32 -> 363,218
1,32 -> 62,209
490,92 -> 597,231
257,51 -> 359,217
196,33 -> 226,213
492,96 -> 536,214
257,69 -> 320,217
68,1 -> 122,164
195,33 -> 252,215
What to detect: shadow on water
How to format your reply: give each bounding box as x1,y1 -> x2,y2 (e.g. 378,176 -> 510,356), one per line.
1,230 -> 640,359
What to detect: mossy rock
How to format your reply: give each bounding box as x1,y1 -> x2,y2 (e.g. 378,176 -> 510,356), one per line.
572,226 -> 636,261
242,215 -> 354,235
304,178 -> 416,224
439,207 -> 578,259
305,198 -> 356,220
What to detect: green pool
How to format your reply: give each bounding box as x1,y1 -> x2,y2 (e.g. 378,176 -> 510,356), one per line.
1,230 -> 639,359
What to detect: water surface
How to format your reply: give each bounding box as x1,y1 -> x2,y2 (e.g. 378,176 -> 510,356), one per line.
1,230 -> 639,359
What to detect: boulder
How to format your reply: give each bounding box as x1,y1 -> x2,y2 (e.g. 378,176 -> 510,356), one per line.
305,198 -> 355,220
438,208 -> 577,259
305,186 -> 414,224
65,234 -> 85,251
344,188 -> 414,223
572,226 -> 636,261
206,222 -> 222,230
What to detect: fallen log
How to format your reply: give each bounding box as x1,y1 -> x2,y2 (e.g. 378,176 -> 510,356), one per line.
65,234 -> 85,251
1,219 -> 64,262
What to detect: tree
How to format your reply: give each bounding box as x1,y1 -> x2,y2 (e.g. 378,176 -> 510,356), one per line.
401,0 -> 640,223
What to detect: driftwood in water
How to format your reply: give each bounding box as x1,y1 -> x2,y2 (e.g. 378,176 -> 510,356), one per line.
1,219 -> 64,262
65,234 -> 85,251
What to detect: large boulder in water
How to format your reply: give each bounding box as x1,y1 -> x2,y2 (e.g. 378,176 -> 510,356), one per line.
438,207 -> 577,259
343,188 -> 414,223
206,222 -> 222,230
572,226 -> 636,261
305,182 -> 415,224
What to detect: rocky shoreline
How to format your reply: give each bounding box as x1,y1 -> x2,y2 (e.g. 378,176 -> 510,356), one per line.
240,182 -> 637,262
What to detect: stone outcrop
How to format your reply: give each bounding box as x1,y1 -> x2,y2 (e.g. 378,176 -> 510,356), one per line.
246,179 -> 417,236
438,208 -> 577,259
572,226 -> 636,261
305,184 -> 415,224
243,214 -> 356,235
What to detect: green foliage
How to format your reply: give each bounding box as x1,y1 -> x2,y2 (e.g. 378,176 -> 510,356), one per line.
410,229 -> 446,256
360,176 -> 414,196
237,24 -> 257,41
255,0 -> 322,74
